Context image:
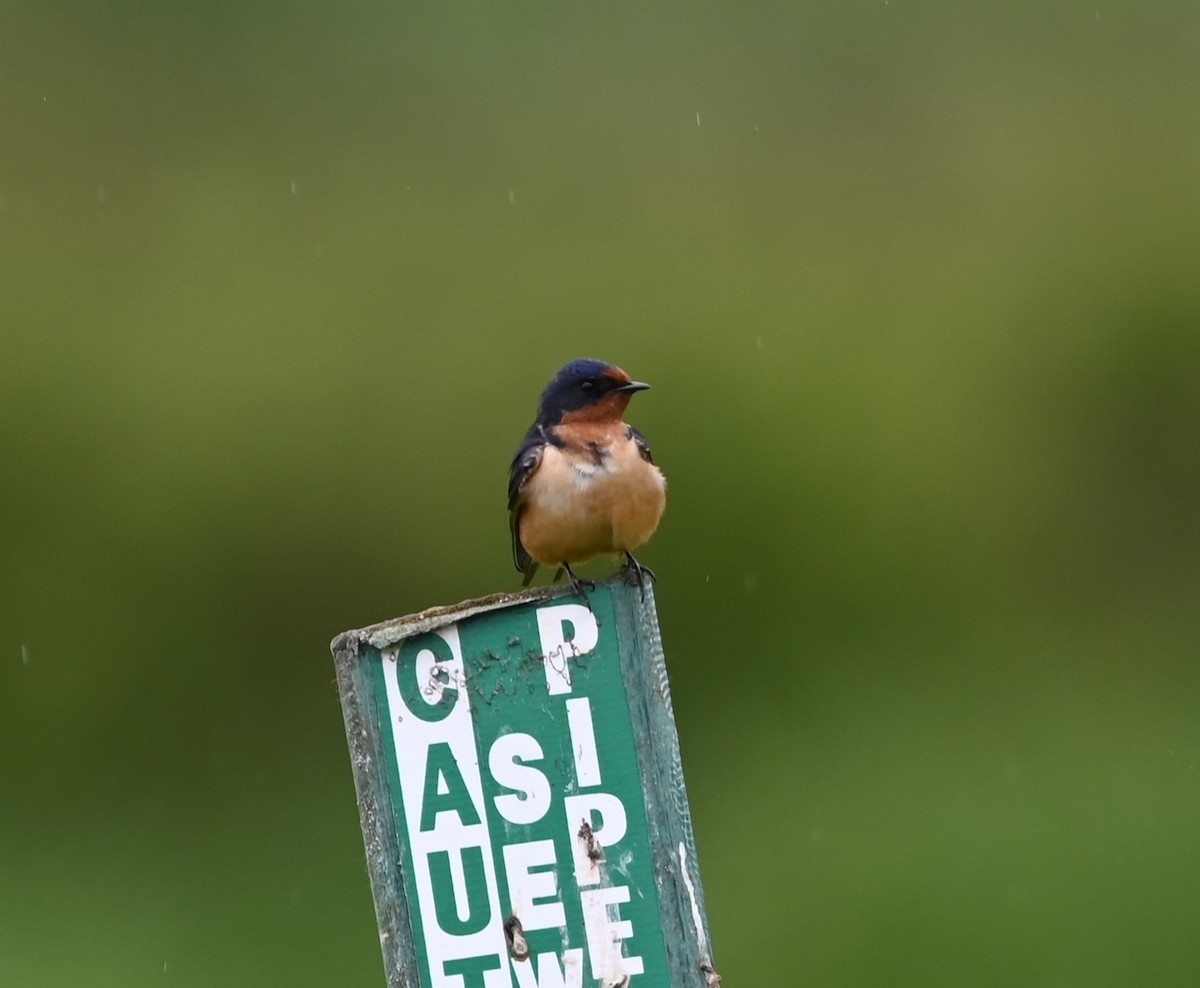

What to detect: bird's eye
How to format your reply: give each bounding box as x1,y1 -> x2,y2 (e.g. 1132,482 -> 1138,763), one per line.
579,380 -> 595,392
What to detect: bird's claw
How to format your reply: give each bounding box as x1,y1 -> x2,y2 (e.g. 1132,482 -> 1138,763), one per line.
620,553 -> 656,600
562,564 -> 595,612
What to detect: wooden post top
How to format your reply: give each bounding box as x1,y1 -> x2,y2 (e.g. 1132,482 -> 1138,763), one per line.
331,576 -> 717,988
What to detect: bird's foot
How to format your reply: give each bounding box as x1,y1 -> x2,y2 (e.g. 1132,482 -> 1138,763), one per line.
562,563 -> 595,612
620,553 -> 656,600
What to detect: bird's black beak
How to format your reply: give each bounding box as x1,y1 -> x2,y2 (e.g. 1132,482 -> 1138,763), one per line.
614,380 -> 650,394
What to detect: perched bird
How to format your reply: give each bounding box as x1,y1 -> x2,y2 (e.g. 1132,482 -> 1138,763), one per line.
508,358 -> 666,597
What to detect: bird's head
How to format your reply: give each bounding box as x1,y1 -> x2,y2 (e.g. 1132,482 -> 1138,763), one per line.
535,358 -> 650,426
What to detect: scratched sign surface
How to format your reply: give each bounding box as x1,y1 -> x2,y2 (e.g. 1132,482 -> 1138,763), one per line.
366,585 -> 671,988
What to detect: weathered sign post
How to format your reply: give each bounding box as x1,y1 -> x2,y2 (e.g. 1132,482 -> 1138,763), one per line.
330,577 -> 718,988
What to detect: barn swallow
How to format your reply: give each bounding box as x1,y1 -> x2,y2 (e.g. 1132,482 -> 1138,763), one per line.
508,358 -> 666,599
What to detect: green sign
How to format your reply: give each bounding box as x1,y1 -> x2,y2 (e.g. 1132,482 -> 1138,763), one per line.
331,578 -> 716,988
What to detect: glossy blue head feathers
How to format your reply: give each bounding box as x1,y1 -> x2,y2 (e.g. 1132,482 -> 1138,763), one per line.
534,358 -> 649,426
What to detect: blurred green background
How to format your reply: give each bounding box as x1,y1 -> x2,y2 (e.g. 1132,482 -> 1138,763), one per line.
4,3 -> 1200,985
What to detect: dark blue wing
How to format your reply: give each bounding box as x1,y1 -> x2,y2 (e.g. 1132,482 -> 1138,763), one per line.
508,425 -> 546,579
627,424 -> 655,464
